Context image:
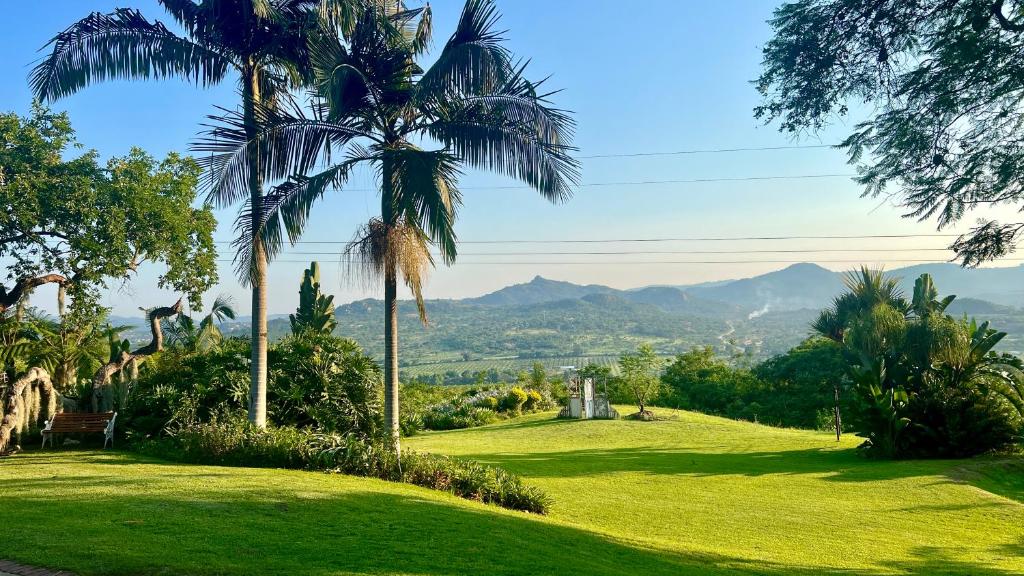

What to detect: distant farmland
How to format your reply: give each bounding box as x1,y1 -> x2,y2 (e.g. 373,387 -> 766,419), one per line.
397,354 -> 674,379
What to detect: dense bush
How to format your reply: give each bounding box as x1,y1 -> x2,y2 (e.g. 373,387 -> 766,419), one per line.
122,338 -> 251,439
813,271 -> 1024,458
398,382 -> 465,436
500,387 -> 528,414
136,417 -> 319,468
138,419 -> 550,513
269,333 -> 382,439
123,333 -> 381,441
524,390 -> 543,411
410,384 -> 556,432
658,341 -> 853,430
422,402 -> 499,430
752,338 -> 852,429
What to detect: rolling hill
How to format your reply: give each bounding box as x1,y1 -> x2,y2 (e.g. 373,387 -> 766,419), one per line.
116,262 -> 1024,375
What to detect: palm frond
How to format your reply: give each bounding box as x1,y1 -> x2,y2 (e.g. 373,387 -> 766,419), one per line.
195,102 -> 370,209
384,147 -> 462,263
307,27 -> 378,122
316,0 -> 364,36
252,0 -> 283,20
417,0 -> 511,96
386,5 -> 432,54
426,113 -> 578,202
230,159 -> 357,284
421,60 -> 579,201
31,8 -> 234,102
157,0 -> 201,32
208,293 -> 238,324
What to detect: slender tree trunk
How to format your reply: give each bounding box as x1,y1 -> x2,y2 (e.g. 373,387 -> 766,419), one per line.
834,384 -> 842,442
380,152 -> 401,450
243,62 -> 269,428
383,264 -> 400,451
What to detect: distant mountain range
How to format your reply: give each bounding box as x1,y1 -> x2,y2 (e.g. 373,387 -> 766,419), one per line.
466,275 -> 741,316
120,262 -> 1024,373
460,262 -> 1024,314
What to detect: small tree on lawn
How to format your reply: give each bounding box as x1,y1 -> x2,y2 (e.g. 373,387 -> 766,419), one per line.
619,344 -> 662,420
530,362 -> 548,393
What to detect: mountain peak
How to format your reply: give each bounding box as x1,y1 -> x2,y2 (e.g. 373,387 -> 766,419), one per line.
470,276 -> 615,306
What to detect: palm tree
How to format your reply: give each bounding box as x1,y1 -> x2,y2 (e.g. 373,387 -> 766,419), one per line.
198,294 -> 238,348
813,267 -> 908,343
31,0 -> 358,426
201,0 -> 579,447
165,294 -> 237,352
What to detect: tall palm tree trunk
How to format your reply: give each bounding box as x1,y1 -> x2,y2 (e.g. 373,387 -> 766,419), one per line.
243,63 -> 269,428
381,153 -> 400,450
383,264 -> 400,450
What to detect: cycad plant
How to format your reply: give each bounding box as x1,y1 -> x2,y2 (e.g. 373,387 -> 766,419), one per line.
31,0 -> 358,426
201,0 -> 578,447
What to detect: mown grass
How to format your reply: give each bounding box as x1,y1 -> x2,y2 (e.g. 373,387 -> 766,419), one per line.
409,408 -> 1024,575
0,408 -> 1021,575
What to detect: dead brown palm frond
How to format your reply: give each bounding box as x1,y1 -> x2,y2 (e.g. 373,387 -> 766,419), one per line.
343,218 -> 433,324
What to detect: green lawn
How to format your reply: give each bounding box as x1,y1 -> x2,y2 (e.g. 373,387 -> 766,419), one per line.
2,408 -> 1022,575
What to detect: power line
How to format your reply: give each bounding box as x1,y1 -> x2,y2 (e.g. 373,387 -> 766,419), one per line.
577,143 -> 838,159
459,173 -> 855,190
271,248 -> 956,257
212,233 -> 962,245
215,258 -> 994,265
275,172 -> 856,193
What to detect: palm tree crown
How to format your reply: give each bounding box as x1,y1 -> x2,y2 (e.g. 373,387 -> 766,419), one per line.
200,0 -> 580,444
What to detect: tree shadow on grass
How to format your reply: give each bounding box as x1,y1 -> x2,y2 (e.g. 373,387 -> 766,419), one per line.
454,446 -> 1024,510
1,453 -> 1021,576
453,445 -> 961,482
0,472 -> 762,576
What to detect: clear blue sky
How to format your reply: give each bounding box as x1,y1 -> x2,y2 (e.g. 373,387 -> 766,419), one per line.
2,0 -> 1016,317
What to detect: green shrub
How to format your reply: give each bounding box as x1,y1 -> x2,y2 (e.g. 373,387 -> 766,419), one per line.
480,396 -> 499,410
658,342 -> 855,431
123,334 -> 382,441
269,333 -> 382,440
812,272 -> 1024,458
137,419 -> 549,513
398,382 -> 465,436
136,417 -> 318,468
422,403 -> 498,430
524,390 -> 543,411
500,387 -> 529,414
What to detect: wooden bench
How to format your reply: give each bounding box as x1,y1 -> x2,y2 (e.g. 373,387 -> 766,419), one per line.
41,412 -> 117,449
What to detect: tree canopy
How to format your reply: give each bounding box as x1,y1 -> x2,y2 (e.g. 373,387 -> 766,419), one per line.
0,105 -> 217,314
756,0 -> 1024,265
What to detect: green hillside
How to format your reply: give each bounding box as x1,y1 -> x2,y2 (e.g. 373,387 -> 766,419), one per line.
410,410 -> 1024,574
2,410 -> 1021,575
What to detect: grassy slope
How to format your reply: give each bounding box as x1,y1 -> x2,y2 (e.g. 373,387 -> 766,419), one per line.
408,408 -> 1024,575
0,409 -> 1020,575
